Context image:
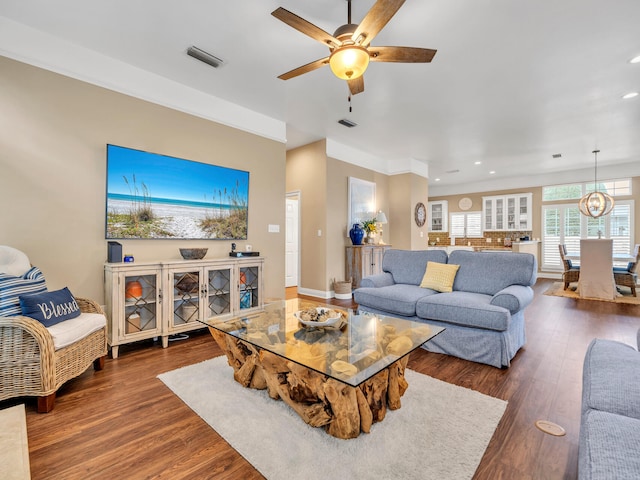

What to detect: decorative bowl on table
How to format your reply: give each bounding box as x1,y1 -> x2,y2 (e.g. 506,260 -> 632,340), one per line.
179,248 -> 208,260
294,307 -> 344,327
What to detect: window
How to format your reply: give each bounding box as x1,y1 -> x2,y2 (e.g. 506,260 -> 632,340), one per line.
541,200 -> 634,270
450,212 -> 482,238
543,179 -> 631,201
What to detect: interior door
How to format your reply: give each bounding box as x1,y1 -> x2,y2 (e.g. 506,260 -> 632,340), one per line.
285,194 -> 299,287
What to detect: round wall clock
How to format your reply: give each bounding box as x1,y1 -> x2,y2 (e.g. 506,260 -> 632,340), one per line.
458,197 -> 473,211
414,202 -> 426,227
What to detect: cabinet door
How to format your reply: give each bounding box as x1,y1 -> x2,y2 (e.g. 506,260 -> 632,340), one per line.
483,198 -> 494,230
361,247 -> 374,277
238,263 -> 261,311
205,265 -> 232,318
517,194 -> 531,229
168,268 -> 202,328
495,198 -> 504,230
371,247 -> 386,275
507,197 -> 516,230
428,201 -> 448,232
121,270 -> 161,339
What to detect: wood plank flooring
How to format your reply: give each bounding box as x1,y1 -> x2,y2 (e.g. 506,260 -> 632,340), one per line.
2,279 -> 639,479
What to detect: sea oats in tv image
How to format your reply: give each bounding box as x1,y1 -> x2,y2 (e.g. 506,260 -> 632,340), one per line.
105,145 -> 249,240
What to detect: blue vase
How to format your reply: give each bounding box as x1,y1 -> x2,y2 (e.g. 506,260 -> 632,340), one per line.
349,223 -> 365,245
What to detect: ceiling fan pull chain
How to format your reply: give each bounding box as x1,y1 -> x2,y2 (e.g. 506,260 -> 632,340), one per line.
348,94 -> 352,113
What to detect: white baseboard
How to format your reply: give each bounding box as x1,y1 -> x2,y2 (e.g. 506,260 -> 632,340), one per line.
297,287 -> 332,299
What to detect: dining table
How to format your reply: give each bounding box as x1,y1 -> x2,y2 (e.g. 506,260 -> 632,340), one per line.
565,252 -> 634,263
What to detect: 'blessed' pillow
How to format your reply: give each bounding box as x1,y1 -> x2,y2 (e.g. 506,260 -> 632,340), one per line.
19,287 -> 81,327
0,266 -> 47,317
420,262 -> 460,293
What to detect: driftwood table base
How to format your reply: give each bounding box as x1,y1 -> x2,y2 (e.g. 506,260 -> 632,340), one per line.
209,327 -> 410,439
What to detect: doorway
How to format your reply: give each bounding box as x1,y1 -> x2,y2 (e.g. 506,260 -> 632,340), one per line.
285,192 -> 300,288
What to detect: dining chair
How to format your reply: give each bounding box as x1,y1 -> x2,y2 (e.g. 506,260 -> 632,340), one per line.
578,239 -> 616,300
613,244 -> 639,296
559,244 -> 580,290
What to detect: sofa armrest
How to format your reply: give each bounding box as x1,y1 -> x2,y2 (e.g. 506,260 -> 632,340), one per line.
489,285 -> 534,314
360,273 -> 395,288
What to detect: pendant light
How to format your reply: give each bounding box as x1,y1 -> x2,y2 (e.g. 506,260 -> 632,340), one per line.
578,150 -> 615,218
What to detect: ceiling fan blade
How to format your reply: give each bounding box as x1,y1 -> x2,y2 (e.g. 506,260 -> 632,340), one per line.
352,0 -> 406,48
272,7 -> 341,48
369,46 -> 437,63
277,57 -> 330,80
348,76 -> 365,95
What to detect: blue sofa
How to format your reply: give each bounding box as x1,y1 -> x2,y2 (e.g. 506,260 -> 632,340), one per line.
579,332 -> 640,479
353,249 -> 537,368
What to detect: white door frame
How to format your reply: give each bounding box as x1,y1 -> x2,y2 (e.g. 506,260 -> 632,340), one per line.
285,191 -> 301,288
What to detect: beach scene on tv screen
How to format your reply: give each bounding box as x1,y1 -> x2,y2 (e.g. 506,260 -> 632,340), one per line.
106,145 -> 249,239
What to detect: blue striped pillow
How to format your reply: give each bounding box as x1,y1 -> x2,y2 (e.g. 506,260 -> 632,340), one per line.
0,267 -> 47,317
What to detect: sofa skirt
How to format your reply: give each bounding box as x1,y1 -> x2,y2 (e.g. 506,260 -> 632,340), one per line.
358,306 -> 526,368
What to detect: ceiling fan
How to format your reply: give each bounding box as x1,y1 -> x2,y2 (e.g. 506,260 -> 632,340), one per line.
271,0 -> 437,95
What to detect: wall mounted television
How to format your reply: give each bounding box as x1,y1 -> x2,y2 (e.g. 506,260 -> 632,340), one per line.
105,144 -> 249,240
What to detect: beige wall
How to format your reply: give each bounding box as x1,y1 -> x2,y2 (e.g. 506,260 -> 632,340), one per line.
389,174 -> 428,250
0,56 -> 286,303
285,141 -> 327,292
286,146 -> 392,295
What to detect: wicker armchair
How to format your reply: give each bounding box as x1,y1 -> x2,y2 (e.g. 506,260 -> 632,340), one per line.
559,244 -> 580,290
613,245 -> 639,297
0,297 -> 107,412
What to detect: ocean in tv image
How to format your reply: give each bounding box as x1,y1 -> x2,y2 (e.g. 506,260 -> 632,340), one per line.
106,145 -> 249,239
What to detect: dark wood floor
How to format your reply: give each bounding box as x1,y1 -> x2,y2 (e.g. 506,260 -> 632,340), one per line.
3,279 -> 639,479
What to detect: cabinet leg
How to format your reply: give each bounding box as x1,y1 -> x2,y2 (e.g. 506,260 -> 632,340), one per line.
110,345 -> 119,359
162,336 -> 169,348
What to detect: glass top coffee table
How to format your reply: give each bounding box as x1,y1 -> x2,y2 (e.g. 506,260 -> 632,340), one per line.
199,299 -> 443,439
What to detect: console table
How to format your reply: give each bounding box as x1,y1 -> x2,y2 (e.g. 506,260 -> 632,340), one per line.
104,257 -> 263,358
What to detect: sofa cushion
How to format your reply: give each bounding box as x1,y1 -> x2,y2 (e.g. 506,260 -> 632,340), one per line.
46,312 -> 106,350
0,267 -> 47,317
382,249 -> 448,286
579,409 -> 640,480
354,284 -> 439,317
420,262 -> 460,292
582,338 -> 640,420
448,250 -> 537,295
19,287 -> 81,327
416,291 -> 511,331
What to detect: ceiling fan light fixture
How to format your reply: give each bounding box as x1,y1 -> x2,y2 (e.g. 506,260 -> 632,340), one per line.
329,45 -> 370,80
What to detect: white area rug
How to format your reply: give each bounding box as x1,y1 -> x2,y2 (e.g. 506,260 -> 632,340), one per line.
158,356 -> 507,480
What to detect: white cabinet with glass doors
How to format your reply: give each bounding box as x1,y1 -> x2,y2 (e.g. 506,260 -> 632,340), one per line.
105,257 -> 263,358
428,201 -> 448,232
482,193 -> 532,231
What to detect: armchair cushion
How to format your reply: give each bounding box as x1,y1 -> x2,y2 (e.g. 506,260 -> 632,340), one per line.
19,287 -> 81,327
0,267 -> 47,316
46,312 -> 107,350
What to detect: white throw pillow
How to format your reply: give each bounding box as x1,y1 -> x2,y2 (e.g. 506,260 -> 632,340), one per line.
0,246 -> 31,277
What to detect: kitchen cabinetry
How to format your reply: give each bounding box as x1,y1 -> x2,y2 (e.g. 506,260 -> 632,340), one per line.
428,201 -> 448,232
482,193 -> 532,231
346,245 -> 391,289
105,257 -> 263,358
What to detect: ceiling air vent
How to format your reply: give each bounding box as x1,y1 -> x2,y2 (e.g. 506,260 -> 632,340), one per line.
445,169 -> 460,174
187,46 -> 224,68
552,153 -> 562,158
338,118 -> 357,128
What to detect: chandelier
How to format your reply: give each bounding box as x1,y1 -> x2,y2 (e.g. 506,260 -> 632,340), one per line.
578,149 -> 615,218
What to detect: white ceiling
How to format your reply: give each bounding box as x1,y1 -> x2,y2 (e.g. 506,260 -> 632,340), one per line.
1,0 -> 639,195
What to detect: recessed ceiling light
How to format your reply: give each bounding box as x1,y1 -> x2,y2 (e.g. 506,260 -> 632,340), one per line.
489,171 -> 496,175
434,178 -> 441,182
622,92 -> 639,99
630,55 -> 640,64
474,161 -> 482,165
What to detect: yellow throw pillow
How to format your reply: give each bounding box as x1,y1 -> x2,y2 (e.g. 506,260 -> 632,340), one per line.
420,262 -> 460,293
